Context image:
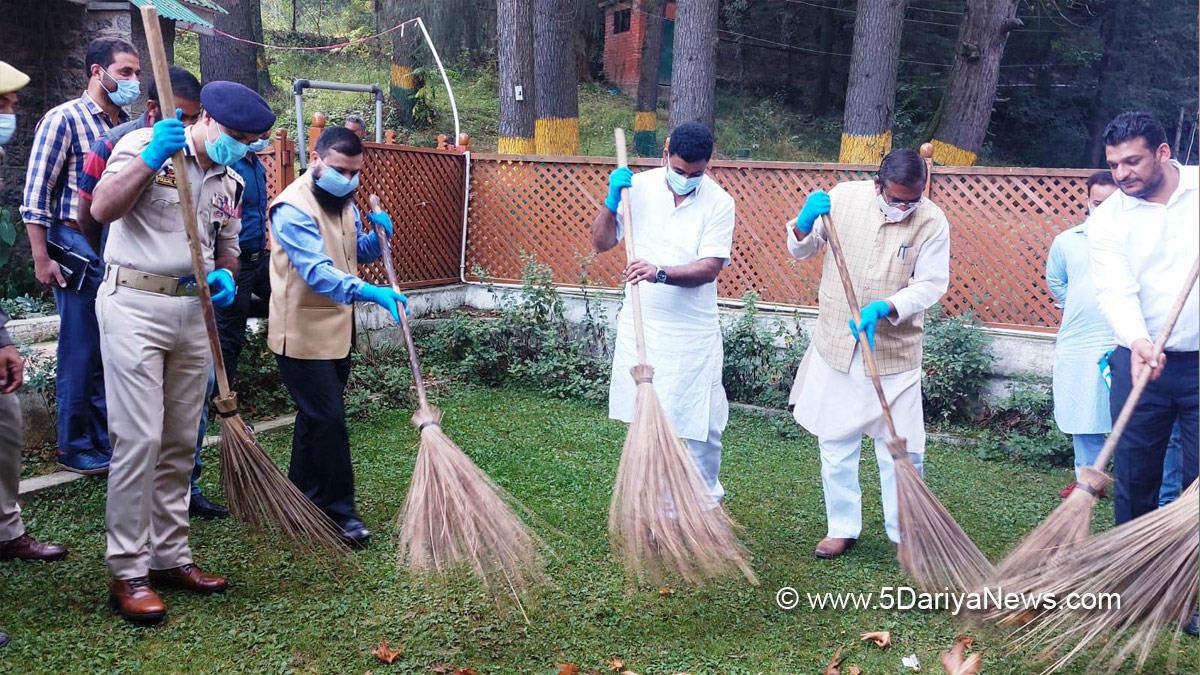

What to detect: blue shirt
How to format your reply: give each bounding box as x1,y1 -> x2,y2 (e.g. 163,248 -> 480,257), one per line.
231,153 -> 268,252
1047,222 -> 1115,434
268,202 -> 383,305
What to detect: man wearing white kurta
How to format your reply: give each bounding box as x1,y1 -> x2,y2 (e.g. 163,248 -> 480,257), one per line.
786,149 -> 950,558
591,122 -> 736,502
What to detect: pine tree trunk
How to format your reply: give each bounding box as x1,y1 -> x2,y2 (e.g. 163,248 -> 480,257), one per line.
1083,2 -> 1119,167
634,0 -> 665,156
385,0 -> 417,127
839,0 -> 907,163
930,0 -> 1022,165
291,0 -> 298,33
813,0 -> 838,115
199,0 -> 266,92
534,0 -> 580,155
498,0 -> 535,153
668,0 -> 719,131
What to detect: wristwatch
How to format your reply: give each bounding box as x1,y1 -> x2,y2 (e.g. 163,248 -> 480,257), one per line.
654,266 -> 667,284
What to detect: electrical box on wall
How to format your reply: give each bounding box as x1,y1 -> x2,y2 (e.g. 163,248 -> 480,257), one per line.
514,85 -> 524,101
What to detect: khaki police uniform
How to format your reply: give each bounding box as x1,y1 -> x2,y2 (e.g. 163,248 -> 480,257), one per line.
0,389 -> 22,543
95,127 -> 243,579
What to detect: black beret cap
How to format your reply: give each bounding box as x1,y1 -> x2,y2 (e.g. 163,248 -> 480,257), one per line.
200,81 -> 276,134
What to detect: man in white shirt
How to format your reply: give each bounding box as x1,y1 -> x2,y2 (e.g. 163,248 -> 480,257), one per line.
1088,111 -> 1198,527
591,122 -> 736,503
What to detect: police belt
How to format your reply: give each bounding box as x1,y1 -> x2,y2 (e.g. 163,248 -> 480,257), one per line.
106,264 -> 199,297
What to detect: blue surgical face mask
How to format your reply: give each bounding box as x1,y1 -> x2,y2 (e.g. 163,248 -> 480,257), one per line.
665,167 -> 701,195
0,114 -> 15,145
205,122 -> 249,166
100,69 -> 140,107
314,162 -> 360,197
247,138 -> 270,153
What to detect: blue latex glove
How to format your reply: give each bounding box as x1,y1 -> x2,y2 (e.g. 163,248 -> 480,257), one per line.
366,211 -> 394,238
794,190 -> 831,235
604,166 -> 634,213
849,300 -> 893,350
140,108 -> 187,171
207,268 -> 236,309
356,283 -> 410,322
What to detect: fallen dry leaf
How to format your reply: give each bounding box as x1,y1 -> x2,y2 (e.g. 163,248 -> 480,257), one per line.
847,666 -> 862,675
370,641 -> 401,665
901,653 -> 921,671
658,586 -> 675,597
429,663 -> 452,674
823,646 -> 845,675
608,657 -> 625,671
861,630 -> 892,649
940,635 -> 982,675
453,670 -> 479,675
621,671 -> 641,675
558,665 -> 581,675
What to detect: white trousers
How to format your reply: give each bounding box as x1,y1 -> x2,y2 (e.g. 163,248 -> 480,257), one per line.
820,431 -> 924,543
686,426 -> 725,503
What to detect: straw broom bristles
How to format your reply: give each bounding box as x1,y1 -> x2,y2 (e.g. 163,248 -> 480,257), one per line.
608,365 -> 758,586
605,129 -> 757,587
361,195 -> 545,601
993,480 -> 1198,674
139,5 -> 349,560
982,259 -> 1199,607
811,213 -> 991,594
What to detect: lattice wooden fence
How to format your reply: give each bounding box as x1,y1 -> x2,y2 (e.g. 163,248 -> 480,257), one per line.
463,153 -> 1094,330
258,135 -> 464,290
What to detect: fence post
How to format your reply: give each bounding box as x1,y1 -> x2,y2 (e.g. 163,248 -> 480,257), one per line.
385,129 -> 397,144
920,142 -> 934,198
274,127 -> 294,192
308,112 -> 326,156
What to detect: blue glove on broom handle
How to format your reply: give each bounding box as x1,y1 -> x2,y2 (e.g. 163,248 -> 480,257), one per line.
605,167 -> 633,213
794,190 -> 831,235
356,283 -> 410,322
140,109 -> 187,171
850,300 -> 893,350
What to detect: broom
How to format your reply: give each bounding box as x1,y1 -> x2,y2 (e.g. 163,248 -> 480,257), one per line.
983,257 -> 1200,609
366,195 -> 544,601
997,480 -> 1198,673
139,6 -> 346,557
606,129 -> 757,586
801,212 -> 992,593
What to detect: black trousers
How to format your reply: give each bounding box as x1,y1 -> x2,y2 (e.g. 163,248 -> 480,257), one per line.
1109,346 -> 1199,524
276,351 -> 358,524
214,253 -> 271,389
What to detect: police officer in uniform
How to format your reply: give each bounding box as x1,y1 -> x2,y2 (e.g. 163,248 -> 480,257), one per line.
90,81 -> 273,624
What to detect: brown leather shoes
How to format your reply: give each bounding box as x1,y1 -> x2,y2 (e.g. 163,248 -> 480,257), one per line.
149,563 -> 227,594
0,533 -> 68,562
814,537 -> 857,559
110,577 -> 166,624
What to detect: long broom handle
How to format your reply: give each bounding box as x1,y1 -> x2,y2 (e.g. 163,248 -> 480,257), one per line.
613,128 -> 648,365
139,6 -> 233,401
1090,257 -> 1199,472
368,194 -> 428,409
805,212 -> 903,443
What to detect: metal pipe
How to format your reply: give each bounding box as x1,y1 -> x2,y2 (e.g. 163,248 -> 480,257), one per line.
374,88 -> 384,144
293,83 -> 306,170
458,151 -> 472,283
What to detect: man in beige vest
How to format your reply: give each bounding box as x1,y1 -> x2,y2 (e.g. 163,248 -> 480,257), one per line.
268,126 -> 407,547
786,149 -> 950,559
91,81 -> 275,623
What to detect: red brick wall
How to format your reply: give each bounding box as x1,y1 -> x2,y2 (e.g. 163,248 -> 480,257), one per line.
602,1 -> 675,91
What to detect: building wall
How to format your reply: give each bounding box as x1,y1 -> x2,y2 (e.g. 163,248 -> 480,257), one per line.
602,0 -> 676,92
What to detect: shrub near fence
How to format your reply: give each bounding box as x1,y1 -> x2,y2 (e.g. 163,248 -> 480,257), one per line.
258,136 -> 1090,331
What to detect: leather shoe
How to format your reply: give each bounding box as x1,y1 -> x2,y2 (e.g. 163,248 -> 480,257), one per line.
109,577 -> 167,624
56,448 -> 110,476
189,492 -> 230,519
149,563 -> 227,594
814,537 -> 857,559
0,533 -> 68,562
337,518 -> 371,547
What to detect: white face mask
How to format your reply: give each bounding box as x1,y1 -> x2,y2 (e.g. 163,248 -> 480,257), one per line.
877,193 -> 920,223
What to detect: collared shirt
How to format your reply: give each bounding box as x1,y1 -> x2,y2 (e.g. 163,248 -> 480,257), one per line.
1089,162 -> 1199,351
231,152 -> 268,252
268,202 -> 383,304
1047,221 -> 1114,434
21,92 -> 128,227
78,111 -> 150,202
97,127 -> 243,277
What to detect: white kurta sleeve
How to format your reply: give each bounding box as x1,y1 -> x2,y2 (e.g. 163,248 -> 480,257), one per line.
886,219 -> 949,324
697,193 -> 735,265
787,216 -> 827,260
1089,207 -> 1150,348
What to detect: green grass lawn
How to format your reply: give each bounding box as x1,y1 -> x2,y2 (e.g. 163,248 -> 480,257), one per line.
1,386 -> 1194,673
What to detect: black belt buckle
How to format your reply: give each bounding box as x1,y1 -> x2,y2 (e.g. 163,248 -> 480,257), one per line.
240,249 -> 262,263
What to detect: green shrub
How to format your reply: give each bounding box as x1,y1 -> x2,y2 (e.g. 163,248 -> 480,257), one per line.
922,306 -> 993,423
974,378 -> 1073,470
721,292 -> 807,409
0,294 -> 55,320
